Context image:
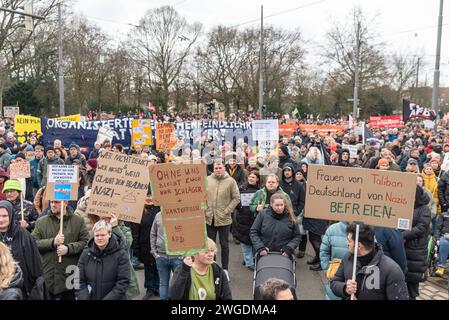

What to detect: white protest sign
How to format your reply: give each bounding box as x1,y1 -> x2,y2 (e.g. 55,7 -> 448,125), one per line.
252,120 -> 279,141
48,165 -> 78,183
342,144 -> 359,158
442,153 -> 449,171
96,126 -> 115,144
258,140 -> 277,157
241,193 -> 255,207
3,106 -> 19,118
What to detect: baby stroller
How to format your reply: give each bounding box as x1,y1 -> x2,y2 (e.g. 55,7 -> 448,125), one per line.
252,251 -> 297,300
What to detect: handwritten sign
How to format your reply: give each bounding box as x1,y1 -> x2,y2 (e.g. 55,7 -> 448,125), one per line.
132,119 -> 153,146
304,165 -> 416,230
161,204 -> 207,254
149,163 -> 207,206
46,165 -> 79,201
341,144 -> 359,158
3,106 -> 19,118
86,151 -> 150,223
9,161 -> 31,179
96,126 -> 114,144
156,123 -> 177,151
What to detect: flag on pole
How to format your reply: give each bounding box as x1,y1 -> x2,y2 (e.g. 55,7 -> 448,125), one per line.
292,107 -> 299,118
148,101 -> 156,112
362,121 -> 375,144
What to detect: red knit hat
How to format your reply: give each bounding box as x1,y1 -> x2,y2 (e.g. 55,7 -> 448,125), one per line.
87,158 -> 97,169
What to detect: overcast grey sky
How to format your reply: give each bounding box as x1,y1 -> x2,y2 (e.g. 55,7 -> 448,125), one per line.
72,0 -> 449,86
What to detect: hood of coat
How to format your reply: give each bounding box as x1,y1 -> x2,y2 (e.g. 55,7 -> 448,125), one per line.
212,172 -> 231,180
8,264 -> 24,289
414,185 -> 430,208
338,148 -> 351,165
281,163 -> 296,182
87,233 -> 122,257
0,200 -> 17,241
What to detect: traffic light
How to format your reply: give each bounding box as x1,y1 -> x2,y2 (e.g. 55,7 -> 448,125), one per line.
206,101 -> 215,114
261,105 -> 266,113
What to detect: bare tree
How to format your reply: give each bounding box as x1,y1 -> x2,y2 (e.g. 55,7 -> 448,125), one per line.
127,6 -> 201,112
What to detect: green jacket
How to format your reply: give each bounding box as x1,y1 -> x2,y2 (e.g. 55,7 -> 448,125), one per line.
32,208 -> 89,295
249,187 -> 291,214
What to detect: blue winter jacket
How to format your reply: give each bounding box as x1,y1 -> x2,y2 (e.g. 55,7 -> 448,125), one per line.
320,222 -> 349,301
373,227 -> 408,275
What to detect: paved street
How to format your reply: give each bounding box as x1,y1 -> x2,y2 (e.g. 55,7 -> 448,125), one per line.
134,241 -> 449,300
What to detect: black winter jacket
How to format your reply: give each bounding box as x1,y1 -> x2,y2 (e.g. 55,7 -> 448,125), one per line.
438,171 -> 449,210
402,188 -> 431,284
435,211 -> 449,239
76,235 -> 130,300
232,183 -> 259,245
250,207 -> 301,256
10,198 -> 39,232
226,164 -> 246,186
280,163 -> 305,216
169,262 -> 232,300
330,245 -> 409,300
130,205 -> 160,266
0,200 -> 46,299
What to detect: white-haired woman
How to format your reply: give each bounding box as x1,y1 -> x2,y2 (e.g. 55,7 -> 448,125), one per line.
76,220 -> 130,300
0,242 -> 23,300
301,146 -> 323,165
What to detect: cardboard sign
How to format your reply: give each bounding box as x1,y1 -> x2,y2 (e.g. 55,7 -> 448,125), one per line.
132,119 -> 153,146
161,204 -> 207,255
299,125 -> 345,135
9,161 -> 31,179
86,151 -> 150,223
304,165 -> 416,230
252,120 -> 279,141
3,106 -> 19,118
46,165 -> 79,201
149,163 -> 207,206
156,123 -> 177,151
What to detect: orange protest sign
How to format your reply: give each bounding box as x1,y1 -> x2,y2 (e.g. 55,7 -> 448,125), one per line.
156,123 -> 177,151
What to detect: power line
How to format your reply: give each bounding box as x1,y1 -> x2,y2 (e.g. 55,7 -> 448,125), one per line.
232,0 -> 329,28
85,15 -> 140,27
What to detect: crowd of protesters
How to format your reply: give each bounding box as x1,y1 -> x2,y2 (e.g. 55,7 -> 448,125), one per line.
0,110 -> 448,300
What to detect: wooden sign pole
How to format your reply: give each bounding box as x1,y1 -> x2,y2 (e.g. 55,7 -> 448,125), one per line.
58,202 -> 64,263
20,191 -> 24,222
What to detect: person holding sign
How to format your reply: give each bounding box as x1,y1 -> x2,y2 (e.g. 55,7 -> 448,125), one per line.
76,220 -> 130,300
3,180 -> 38,232
169,238 -> 232,300
250,193 -> 301,259
205,159 -> 241,282
32,200 -> 89,300
330,223 -> 409,300
232,171 -> 261,270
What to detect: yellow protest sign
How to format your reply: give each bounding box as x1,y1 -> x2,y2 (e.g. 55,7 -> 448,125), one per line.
54,114 -> 81,122
14,115 -> 42,143
132,119 -> 153,146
